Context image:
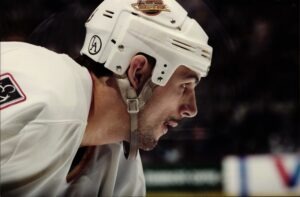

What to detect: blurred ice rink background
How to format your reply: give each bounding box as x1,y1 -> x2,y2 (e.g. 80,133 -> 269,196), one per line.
1,0 -> 299,196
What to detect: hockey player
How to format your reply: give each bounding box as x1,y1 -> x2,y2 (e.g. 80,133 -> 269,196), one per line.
0,0 -> 212,196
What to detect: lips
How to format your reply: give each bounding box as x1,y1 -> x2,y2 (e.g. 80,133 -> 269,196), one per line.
162,120 -> 179,135
166,120 -> 178,128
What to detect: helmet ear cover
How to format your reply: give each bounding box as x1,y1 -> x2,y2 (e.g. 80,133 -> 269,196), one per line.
81,0 -> 213,86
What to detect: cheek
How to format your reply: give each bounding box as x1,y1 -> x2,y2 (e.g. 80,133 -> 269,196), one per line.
141,86 -> 182,119
139,101 -> 168,125
147,97 -> 177,114
143,101 -> 178,125
154,86 -> 182,104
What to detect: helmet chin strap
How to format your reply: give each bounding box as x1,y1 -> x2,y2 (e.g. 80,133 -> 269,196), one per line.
116,77 -> 155,159
124,87 -> 139,159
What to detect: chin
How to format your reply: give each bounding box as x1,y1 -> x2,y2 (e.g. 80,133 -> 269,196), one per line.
137,125 -> 163,151
138,134 -> 158,151
139,142 -> 157,151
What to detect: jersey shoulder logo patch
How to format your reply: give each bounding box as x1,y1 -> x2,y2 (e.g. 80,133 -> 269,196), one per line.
0,73 -> 26,110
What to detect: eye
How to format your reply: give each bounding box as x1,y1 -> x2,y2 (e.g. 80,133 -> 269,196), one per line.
180,83 -> 188,92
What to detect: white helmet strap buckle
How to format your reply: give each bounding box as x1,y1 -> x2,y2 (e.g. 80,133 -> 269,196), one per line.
127,98 -> 139,114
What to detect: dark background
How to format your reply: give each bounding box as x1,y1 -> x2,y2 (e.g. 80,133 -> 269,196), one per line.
1,0 -> 299,191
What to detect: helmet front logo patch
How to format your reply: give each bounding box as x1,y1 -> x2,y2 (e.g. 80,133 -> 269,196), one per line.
132,0 -> 170,16
88,35 -> 102,55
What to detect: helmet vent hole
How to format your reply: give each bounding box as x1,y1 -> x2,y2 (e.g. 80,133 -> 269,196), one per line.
118,45 -> 125,51
172,43 -> 191,52
131,12 -> 139,16
103,10 -> 114,18
201,50 -> 211,60
103,14 -> 113,18
201,54 -> 210,60
105,10 -> 114,14
173,39 -> 194,49
164,64 -> 167,68
116,65 -> 122,72
171,39 -> 196,52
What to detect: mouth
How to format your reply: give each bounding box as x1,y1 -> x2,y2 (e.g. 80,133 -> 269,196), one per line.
162,120 -> 179,135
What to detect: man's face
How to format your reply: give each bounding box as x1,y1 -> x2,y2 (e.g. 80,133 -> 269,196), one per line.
137,65 -> 199,151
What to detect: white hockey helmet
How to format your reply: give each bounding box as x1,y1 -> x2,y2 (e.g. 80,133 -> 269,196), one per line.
81,0 -> 213,86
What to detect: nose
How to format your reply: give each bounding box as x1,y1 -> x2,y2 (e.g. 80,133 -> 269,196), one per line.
180,93 -> 198,118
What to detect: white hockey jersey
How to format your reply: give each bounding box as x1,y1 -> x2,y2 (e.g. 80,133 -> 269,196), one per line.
0,42 -> 145,197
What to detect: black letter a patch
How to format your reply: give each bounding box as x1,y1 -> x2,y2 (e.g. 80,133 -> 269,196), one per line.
0,73 -> 26,110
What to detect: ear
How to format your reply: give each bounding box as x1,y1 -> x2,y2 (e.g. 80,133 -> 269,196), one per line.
127,54 -> 152,93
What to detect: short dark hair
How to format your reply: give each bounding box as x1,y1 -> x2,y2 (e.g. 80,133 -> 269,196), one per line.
75,53 -> 156,77
75,55 -> 113,77
136,52 -> 156,69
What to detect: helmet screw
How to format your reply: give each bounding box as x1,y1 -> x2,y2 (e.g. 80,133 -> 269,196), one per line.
118,45 -> 124,51
116,65 -> 122,71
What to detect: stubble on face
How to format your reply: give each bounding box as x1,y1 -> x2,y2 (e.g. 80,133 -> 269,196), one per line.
136,96 -> 181,151
136,113 -> 179,151
137,130 -> 158,151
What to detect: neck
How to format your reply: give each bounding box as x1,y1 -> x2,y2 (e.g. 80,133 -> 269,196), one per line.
80,74 -> 130,147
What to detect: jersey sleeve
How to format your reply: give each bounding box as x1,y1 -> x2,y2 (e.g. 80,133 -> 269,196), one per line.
1,119 -> 86,196
1,41 -> 91,164
0,42 -> 91,196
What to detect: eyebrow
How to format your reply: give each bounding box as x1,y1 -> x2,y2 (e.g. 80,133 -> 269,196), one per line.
178,66 -> 201,85
183,73 -> 200,86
